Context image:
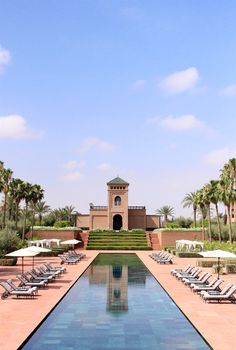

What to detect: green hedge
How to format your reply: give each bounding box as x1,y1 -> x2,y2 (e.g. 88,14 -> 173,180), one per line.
33,226 -> 81,231
39,247 -> 69,257
197,259 -> 236,268
87,246 -> 152,250
226,265 -> 236,273
90,229 -> 146,234
164,246 -> 175,252
0,257 -> 17,266
176,252 -> 202,258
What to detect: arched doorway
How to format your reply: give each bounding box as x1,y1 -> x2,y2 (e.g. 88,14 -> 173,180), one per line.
113,214 -> 122,230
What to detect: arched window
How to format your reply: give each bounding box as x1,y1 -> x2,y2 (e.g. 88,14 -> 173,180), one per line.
114,196 -> 121,206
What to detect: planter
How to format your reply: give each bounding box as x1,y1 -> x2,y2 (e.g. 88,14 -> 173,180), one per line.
0,257 -> 17,266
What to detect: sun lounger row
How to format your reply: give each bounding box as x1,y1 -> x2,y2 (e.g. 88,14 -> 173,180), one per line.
171,264 -> 236,303
0,262 -> 67,299
58,251 -> 86,264
149,251 -> 173,264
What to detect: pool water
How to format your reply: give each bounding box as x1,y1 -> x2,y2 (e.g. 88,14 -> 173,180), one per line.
20,254 -> 211,350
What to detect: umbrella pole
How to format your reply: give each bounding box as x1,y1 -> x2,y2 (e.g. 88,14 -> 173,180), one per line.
218,257 -> 220,279
22,257 -> 24,274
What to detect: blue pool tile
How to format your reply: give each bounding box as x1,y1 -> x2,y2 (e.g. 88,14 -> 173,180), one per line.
20,254 -> 211,350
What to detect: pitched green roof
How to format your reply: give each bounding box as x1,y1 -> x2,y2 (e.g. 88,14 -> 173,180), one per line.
107,177 -> 129,185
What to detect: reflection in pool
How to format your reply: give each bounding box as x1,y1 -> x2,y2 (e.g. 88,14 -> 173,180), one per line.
20,254 -> 211,350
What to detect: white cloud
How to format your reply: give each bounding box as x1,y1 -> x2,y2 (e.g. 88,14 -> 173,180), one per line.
204,147 -> 236,165
159,67 -> 200,94
79,137 -> 114,153
0,46 -> 11,73
97,163 -> 112,172
0,115 -> 39,139
64,160 -> 86,170
129,79 -> 146,90
64,161 -> 79,170
146,116 -> 161,124
219,84 -> 236,97
62,171 -> 82,182
160,115 -> 205,130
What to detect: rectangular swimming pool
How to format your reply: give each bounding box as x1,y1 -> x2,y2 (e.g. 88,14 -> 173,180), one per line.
20,254 -> 211,349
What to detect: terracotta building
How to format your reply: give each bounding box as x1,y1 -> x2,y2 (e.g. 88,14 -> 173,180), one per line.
76,177 -> 160,231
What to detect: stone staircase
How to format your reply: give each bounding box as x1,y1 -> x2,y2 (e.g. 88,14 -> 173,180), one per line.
86,230 -> 151,250
149,232 -> 161,250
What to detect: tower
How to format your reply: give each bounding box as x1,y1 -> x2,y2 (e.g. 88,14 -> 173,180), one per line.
107,177 -> 129,230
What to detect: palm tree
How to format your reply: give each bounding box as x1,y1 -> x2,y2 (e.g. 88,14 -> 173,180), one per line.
64,205 -> 76,225
195,189 -> 206,239
218,178 -> 236,243
22,182 -> 35,240
0,166 -> 13,228
228,158 -> 236,188
29,184 -> 44,237
207,180 -> 222,241
9,178 -> 26,229
156,205 -> 175,227
182,192 -> 198,228
33,200 -> 50,225
202,184 -> 212,241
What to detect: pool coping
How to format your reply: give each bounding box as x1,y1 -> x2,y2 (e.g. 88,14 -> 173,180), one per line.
1,250 -> 236,350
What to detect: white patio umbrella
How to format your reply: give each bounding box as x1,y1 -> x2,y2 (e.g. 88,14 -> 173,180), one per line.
60,239 -> 81,250
199,250 -> 236,279
6,248 -> 40,273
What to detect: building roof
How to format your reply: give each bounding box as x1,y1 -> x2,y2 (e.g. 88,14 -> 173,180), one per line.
107,176 -> 129,185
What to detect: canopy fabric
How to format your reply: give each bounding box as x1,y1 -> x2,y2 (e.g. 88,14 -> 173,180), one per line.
6,248 -> 39,257
176,240 -> 204,250
6,248 -> 40,273
28,239 -> 61,248
26,246 -> 51,253
60,239 -> 81,245
199,250 -> 236,259
199,249 -> 236,279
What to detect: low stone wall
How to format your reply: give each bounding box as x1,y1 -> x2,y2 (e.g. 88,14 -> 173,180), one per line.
151,230 -> 204,249
26,229 -> 84,247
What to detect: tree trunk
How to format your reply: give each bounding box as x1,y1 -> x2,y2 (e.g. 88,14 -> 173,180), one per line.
15,201 -> 20,230
227,205 -> 233,244
2,192 -> 7,229
193,207 -> 197,228
22,203 -> 28,241
39,214 -> 42,226
164,214 -> 168,227
215,203 -> 222,242
201,209 -> 205,239
207,205 -> 212,241
31,208 -> 35,239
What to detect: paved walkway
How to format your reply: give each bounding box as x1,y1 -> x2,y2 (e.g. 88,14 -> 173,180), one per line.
0,251 -> 236,350
137,251 -> 236,350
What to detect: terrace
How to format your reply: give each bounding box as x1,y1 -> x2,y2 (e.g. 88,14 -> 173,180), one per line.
0,251 -> 236,350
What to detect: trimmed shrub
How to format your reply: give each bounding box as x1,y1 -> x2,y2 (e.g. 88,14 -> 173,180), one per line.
176,252 -> 202,258
0,228 -> 20,258
164,246 -> 175,252
33,226 -> 80,231
197,260 -> 218,268
0,257 -> 17,266
226,264 -> 236,274
54,220 -> 70,228
87,246 -> 152,250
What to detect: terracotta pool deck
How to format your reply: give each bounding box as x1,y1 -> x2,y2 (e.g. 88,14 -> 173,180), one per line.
0,251 -> 236,350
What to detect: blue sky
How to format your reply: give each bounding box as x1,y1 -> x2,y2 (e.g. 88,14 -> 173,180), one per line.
0,1 -> 236,217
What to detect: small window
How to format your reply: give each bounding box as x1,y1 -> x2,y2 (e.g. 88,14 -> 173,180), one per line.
114,196 -> 121,206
